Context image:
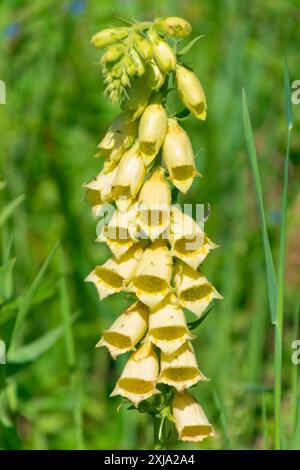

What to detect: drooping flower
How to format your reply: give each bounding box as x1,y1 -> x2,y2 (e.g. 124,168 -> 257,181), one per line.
128,240 -> 172,308
169,206 -> 218,270
147,30 -> 176,73
97,301 -> 148,358
138,167 -> 171,240
158,341 -> 208,391
154,16 -> 192,37
146,59 -> 166,91
138,102 -> 167,165
172,391 -> 216,442
85,242 -> 145,300
97,113 -> 137,162
175,64 -> 207,121
83,161 -> 118,217
146,293 -> 194,355
91,27 -> 128,48
111,343 -> 159,406
174,260 -> 223,317
162,118 -> 200,193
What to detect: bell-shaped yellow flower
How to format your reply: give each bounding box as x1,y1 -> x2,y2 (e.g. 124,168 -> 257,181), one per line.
123,77 -> 152,122
85,242 -> 145,300
162,118 -> 200,193
174,260 -> 223,317
112,143 -> 146,212
138,103 -> 168,165
146,60 -> 165,91
97,301 -> 148,358
98,203 -> 139,258
111,343 -> 159,407
97,113 -> 137,162
138,168 -> 171,240
128,240 -> 172,309
146,294 -> 194,355
83,162 -> 118,217
91,27 -> 128,49
169,206 -> 218,270
147,30 -> 176,73
158,341 -> 208,391
172,391 -> 215,442
154,17 -> 192,38
175,65 -> 207,121
133,34 -> 153,61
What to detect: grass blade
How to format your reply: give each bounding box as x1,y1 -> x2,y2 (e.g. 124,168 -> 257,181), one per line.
242,89 -> 277,323
8,241 -> 59,348
0,194 -> 25,227
274,63 -> 293,449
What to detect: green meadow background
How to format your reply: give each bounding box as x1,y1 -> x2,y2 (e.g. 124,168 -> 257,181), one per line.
0,0 -> 299,450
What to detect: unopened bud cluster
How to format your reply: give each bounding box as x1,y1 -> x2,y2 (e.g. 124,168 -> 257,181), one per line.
85,16 -> 221,444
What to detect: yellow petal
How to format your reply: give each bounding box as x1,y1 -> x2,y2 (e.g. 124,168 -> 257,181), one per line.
158,341 -> 208,391
98,113 -> 137,161
175,65 -> 207,121
111,343 -> 159,406
172,391 -> 216,442
82,163 -> 118,217
97,301 -> 148,358
138,104 -> 167,165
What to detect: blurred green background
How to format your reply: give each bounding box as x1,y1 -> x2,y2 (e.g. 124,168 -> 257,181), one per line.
0,0 -> 299,450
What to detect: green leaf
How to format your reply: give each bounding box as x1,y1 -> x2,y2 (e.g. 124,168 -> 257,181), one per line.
0,194 -> 25,227
8,241 -> 60,347
177,35 -> 204,56
0,258 -> 15,304
242,89 -> 277,323
7,312 -> 78,364
188,305 -> 214,330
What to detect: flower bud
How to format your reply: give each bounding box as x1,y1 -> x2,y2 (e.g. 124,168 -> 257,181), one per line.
146,294 -> 194,355
154,16 -> 192,37
138,168 -> 171,240
162,118 -> 200,193
134,35 -> 153,61
169,206 -> 218,270
91,27 -> 128,49
82,162 -> 118,217
146,60 -> 166,91
98,203 -> 139,258
85,242 -> 145,300
112,143 -> 146,212
158,341 -> 208,391
175,65 -> 207,120
128,47 -> 145,77
111,343 -> 159,407
123,77 -> 152,122
172,391 -> 216,442
174,260 -> 223,317
98,113 -> 137,161
100,44 -> 125,64
128,240 -> 172,309
97,301 -> 148,358
147,30 -> 176,73
138,104 -> 168,165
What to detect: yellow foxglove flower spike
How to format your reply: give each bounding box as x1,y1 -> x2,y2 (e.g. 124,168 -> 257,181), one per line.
97,113 -> 137,162
128,240 -> 172,309
146,293 -> 194,355
158,341 -> 208,391
112,142 -> 146,212
154,17 -> 192,38
85,242 -> 145,300
97,301 -> 149,358
97,203 -> 139,259
172,391 -> 216,442
138,167 -> 171,240
169,206 -> 218,270
175,65 -> 207,121
162,118 -> 200,193
174,260 -> 223,317
147,30 -> 176,73
111,343 -> 159,407
138,103 -> 168,166
82,162 -> 119,217
91,27 -> 128,49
